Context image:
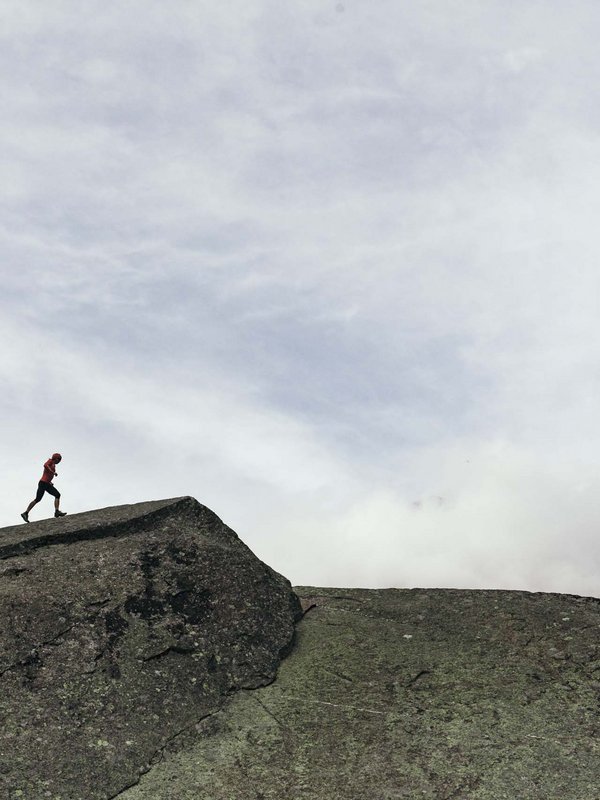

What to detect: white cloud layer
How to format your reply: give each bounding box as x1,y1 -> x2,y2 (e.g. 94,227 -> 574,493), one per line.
2,1 -> 600,596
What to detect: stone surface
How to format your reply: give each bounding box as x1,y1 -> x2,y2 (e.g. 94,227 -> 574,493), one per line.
119,587 -> 600,800
0,497 -> 301,800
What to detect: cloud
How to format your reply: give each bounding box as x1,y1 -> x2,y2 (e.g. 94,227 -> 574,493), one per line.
281,442 -> 600,597
2,2 -> 600,595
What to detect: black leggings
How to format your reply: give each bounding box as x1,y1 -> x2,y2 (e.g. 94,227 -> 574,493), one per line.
35,481 -> 60,502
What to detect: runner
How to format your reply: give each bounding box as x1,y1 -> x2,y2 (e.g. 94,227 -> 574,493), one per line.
21,453 -> 67,522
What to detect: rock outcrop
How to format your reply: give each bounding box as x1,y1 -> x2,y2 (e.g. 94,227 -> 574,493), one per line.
0,497 -> 301,800
3,503 -> 599,800
118,587 -> 600,800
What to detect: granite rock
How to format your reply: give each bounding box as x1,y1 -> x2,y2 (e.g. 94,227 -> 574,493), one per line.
119,587 -> 600,800
0,497 -> 301,800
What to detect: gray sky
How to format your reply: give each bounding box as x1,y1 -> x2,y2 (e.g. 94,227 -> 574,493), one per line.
3,1 -> 600,595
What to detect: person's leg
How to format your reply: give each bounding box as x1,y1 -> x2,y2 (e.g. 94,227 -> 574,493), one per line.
49,485 -> 66,517
22,482 -> 45,520
21,498 -> 37,520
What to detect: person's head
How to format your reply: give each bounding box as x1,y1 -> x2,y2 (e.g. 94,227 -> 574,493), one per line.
52,453 -> 62,463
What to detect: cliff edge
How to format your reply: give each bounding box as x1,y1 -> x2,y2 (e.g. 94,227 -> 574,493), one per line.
0,497 -> 301,800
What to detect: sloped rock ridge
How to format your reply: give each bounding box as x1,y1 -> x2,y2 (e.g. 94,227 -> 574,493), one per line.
0,497 -> 301,800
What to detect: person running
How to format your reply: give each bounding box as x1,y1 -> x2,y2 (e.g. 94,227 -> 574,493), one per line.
21,453 -> 67,522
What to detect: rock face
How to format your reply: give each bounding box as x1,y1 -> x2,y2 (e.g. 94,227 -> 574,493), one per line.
0,497 -> 301,800
3,507 -> 599,800
118,587 -> 600,800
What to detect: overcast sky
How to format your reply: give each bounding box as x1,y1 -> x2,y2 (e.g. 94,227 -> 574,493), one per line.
2,1 -> 600,596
